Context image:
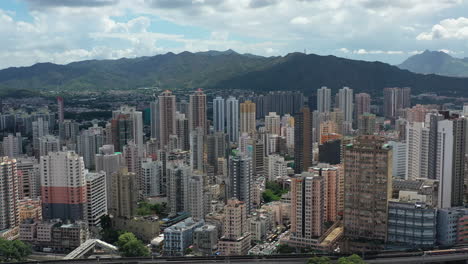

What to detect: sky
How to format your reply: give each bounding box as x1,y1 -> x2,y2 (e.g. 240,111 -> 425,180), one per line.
1,0 -> 468,69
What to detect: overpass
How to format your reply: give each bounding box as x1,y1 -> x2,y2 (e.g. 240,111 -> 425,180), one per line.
22,252 -> 468,264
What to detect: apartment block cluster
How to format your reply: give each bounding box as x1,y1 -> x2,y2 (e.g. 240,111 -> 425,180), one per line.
1,86 -> 468,256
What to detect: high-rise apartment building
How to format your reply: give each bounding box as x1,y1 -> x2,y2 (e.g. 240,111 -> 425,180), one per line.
175,112 -> 190,151
0,157 -> 20,236
77,125 -> 105,169
213,96 -> 225,133
218,199 -> 251,256
188,175 -> 205,220
357,113 -> 376,135
95,145 -> 123,209
111,106 -> 143,152
189,89 -> 207,133
228,154 -> 253,214
317,86 -> 331,113
288,172 -> 325,248
167,161 -> 191,217
383,87 -> 411,119
265,112 -> 281,135
343,135 -> 392,250
190,127 -> 205,173
16,157 -> 40,199
311,164 -> 340,223
40,151 -> 87,220
150,99 -> 160,139
436,118 -> 466,208
337,87 -> 354,124
112,168 -> 138,218
57,96 -> 64,123
84,171 -> 107,227
2,133 -> 22,158
240,100 -> 256,135
354,93 -> 371,118
294,107 -> 313,173
38,135 -> 60,157
141,158 -> 163,198
159,90 -> 177,147
405,122 -> 429,180
226,97 -> 239,143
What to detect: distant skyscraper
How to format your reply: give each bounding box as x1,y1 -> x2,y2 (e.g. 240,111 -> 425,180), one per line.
159,90 -> 177,147
265,112 -> 281,135
57,96 -> 64,123
343,135 -> 392,251
189,89 -> 207,133
190,127 -> 205,173
240,100 -> 256,135
141,158 -> 163,197
2,133 -> 22,158
337,87 -> 353,124
175,112 -> 189,151
41,151 -> 86,220
111,106 -> 143,152
150,99 -> 160,140
213,96 -> 225,133
354,93 -> 371,118
383,87 -> 411,119
206,132 -> 227,175
226,97 -> 239,143
228,154 -> 253,214
405,122 -> 429,180
357,113 -> 376,135
77,125 -> 104,169
0,157 -> 20,235
38,135 -> 60,157
294,107 -> 313,173
317,86 -> 331,113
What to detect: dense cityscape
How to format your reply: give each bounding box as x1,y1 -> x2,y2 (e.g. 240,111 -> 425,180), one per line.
1,85 -> 468,263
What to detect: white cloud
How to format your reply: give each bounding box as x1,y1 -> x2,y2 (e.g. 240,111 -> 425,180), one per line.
417,17 -> 468,40
290,16 -> 310,25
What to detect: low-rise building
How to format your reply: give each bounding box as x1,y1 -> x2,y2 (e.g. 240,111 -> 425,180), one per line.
437,207 -> 468,246
19,219 -> 89,253
193,224 -> 218,255
163,217 -> 204,256
387,201 -> 437,249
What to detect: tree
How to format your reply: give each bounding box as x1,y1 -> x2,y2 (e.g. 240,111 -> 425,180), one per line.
117,232 -> 150,257
0,239 -> 31,262
337,254 -> 366,264
276,244 -> 295,254
308,256 -> 331,264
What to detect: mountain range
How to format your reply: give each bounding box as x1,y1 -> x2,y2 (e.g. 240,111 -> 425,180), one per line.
399,50 -> 468,78
1,50 -> 468,96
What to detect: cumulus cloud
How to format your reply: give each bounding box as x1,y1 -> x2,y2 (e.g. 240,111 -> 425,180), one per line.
23,0 -> 119,8
417,17 -> 468,40
290,16 -> 310,25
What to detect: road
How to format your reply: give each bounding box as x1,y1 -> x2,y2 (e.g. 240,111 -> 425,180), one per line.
20,253 -> 468,264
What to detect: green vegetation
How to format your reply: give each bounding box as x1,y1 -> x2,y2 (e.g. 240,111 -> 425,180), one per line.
99,215 -> 123,245
276,244 -> 295,254
116,232 -> 150,257
137,202 -> 168,218
262,181 -> 289,203
399,50 -> 468,77
0,238 -> 32,262
307,254 -> 366,264
337,254 -> 366,264
2,51 -> 468,97
308,256 -> 331,264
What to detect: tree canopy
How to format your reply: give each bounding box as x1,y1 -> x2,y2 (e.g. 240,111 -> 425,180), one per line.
117,232 -> 150,257
0,239 -> 32,262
